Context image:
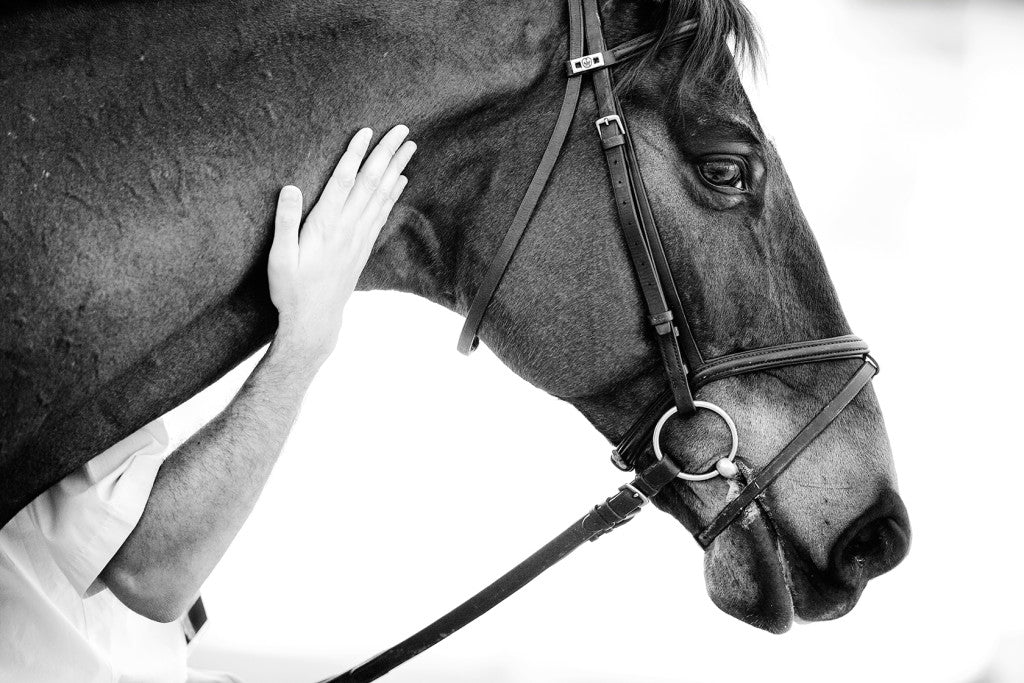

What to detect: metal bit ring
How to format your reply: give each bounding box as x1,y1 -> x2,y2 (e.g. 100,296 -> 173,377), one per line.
651,401 -> 740,482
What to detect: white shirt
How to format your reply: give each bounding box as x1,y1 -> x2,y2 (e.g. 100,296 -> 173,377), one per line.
0,420 -> 239,683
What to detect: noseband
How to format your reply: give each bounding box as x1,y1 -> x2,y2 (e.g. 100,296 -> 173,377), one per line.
326,0 -> 878,679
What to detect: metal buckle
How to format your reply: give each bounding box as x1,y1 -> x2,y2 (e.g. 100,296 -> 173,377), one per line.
595,114 -> 624,136
621,483 -> 650,507
569,52 -> 606,74
865,353 -> 880,373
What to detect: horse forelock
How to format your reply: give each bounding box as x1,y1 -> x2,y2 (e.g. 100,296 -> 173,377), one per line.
615,0 -> 762,93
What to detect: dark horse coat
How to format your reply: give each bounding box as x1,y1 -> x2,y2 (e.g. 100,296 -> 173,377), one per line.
1,0 -> 553,524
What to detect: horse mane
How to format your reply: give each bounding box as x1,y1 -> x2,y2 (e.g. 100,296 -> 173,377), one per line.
617,0 -> 762,91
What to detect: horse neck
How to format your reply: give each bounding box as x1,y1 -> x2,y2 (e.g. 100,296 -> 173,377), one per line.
346,1 -> 568,310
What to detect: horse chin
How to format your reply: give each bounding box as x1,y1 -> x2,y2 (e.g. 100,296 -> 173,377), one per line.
703,506 -> 795,634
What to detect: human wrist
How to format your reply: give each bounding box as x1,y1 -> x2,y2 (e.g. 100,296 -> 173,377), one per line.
264,334 -> 330,387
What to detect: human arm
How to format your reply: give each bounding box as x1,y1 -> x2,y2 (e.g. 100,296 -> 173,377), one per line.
98,125 -> 416,622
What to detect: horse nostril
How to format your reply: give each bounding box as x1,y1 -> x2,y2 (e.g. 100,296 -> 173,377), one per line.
842,517 -> 905,577
830,491 -> 911,587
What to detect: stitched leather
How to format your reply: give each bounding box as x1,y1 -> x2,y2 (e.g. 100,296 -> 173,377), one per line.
323,458 -> 681,683
564,19 -> 700,77
585,0 -> 696,416
694,335 -> 868,385
611,336 -> 872,471
620,118 -> 704,366
695,360 -> 878,547
609,19 -> 698,64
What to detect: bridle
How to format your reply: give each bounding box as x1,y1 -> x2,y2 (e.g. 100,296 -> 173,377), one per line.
324,0 -> 879,679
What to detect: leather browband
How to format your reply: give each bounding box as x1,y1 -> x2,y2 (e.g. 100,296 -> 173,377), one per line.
565,19 -> 699,76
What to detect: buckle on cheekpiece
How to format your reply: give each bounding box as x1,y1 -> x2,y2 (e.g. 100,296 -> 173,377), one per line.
595,114 -> 624,136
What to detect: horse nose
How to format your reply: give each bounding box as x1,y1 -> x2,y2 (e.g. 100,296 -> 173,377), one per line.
829,490 -> 911,587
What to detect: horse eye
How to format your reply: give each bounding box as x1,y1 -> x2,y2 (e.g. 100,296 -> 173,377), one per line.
697,160 -> 745,190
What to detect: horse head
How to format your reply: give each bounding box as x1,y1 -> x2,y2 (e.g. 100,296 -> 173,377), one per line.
374,0 -> 911,633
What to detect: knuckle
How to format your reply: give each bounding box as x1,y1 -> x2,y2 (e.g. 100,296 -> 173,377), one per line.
332,171 -> 355,191
362,171 -> 382,190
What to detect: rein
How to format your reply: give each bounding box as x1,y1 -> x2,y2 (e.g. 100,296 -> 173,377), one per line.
323,0 -> 879,679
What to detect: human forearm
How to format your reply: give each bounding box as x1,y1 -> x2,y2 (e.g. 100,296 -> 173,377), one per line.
99,340 -> 319,622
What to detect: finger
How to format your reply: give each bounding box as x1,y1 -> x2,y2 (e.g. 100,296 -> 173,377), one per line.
337,124 -> 409,228
362,140 -> 416,228
307,127 -> 373,226
270,185 -> 302,271
356,175 -> 409,273
372,174 -> 409,235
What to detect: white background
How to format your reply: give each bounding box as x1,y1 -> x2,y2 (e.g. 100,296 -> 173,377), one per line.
182,1 -> 1024,681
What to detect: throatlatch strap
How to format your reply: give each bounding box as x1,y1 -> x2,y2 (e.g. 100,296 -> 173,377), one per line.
322,458 -> 682,683
456,0 -> 586,355
695,359 -> 878,547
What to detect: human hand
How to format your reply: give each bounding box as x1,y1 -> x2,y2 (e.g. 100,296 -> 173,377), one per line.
268,125 -> 415,366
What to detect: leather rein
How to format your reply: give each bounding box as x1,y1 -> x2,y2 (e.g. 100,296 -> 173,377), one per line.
324,0 -> 878,679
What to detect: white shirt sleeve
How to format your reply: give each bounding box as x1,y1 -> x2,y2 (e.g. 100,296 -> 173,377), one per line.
22,419 -> 173,597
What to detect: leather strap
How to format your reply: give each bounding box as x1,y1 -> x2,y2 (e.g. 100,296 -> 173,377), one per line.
565,19 -> 699,76
620,111 -> 704,367
584,0 -> 696,415
612,19 -> 698,63
694,335 -> 869,386
322,457 -> 682,683
457,0 -> 703,408
456,0 -> 586,354
695,359 -> 878,547
611,335 -> 870,471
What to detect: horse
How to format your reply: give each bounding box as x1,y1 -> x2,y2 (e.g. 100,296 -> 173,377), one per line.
0,0 -> 910,637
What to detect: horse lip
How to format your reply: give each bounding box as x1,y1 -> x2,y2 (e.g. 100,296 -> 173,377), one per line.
652,455 -> 799,631
702,500 -> 796,634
